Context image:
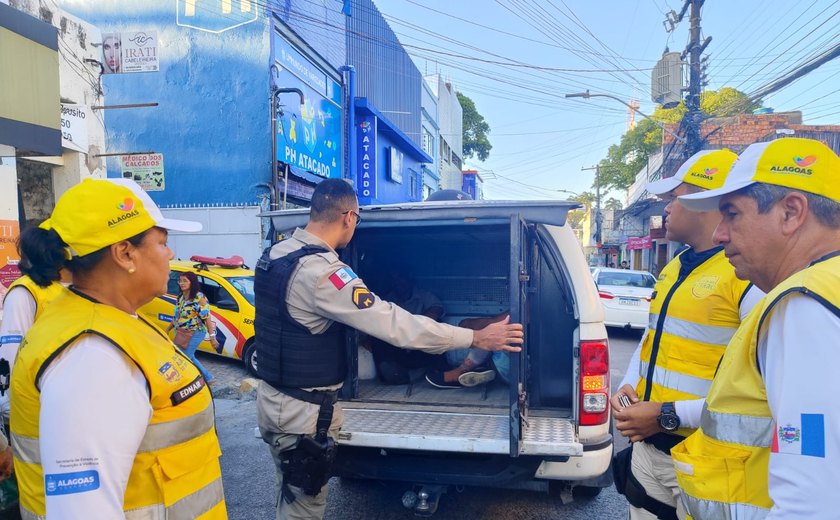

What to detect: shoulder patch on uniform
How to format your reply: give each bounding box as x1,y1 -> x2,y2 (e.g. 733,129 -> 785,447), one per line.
352,286 -> 375,309
329,266 -> 357,290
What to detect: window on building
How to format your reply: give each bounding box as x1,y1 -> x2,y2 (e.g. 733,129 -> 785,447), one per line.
408,169 -> 419,200
451,153 -> 462,169
440,137 -> 451,164
422,128 -> 434,156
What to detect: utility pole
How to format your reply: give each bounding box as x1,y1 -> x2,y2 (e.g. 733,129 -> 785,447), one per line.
582,165 -> 604,262
677,0 -> 711,157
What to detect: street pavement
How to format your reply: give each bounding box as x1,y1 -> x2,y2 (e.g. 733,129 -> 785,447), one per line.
204,327 -> 641,519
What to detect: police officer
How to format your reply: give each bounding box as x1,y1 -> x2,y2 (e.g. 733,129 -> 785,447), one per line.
610,149 -> 763,519
255,179 -> 524,520
673,138 -> 840,518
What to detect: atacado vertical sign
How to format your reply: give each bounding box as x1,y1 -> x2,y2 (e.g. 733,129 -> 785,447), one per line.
357,116 -> 377,202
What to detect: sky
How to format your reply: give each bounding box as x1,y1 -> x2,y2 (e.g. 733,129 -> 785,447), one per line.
373,0 -> 840,202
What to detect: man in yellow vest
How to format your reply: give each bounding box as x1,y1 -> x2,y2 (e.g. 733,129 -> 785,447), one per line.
610,149 -> 763,519
671,137 -> 840,518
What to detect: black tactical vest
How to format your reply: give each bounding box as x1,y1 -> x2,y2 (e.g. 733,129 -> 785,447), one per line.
254,244 -> 347,389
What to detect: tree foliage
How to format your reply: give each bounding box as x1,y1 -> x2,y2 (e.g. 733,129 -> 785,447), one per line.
597,88 -> 760,192
603,197 -> 623,210
457,92 -> 492,161
566,191 -> 596,231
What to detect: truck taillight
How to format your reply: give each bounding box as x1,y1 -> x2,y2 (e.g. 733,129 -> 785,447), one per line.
579,339 -> 609,426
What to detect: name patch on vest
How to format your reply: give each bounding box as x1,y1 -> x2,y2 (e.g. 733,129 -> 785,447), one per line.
171,375 -> 207,405
45,470 -> 100,496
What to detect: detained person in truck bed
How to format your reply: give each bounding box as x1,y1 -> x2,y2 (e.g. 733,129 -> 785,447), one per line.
369,269 -> 450,384
254,179 -> 524,520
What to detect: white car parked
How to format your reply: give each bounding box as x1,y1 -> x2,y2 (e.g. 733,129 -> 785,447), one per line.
592,267 -> 656,329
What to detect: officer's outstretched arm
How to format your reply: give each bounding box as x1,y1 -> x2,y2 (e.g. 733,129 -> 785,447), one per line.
471,316 -> 523,353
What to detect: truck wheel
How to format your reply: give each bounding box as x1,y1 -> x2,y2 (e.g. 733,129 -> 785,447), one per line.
243,341 -> 258,377
572,485 -> 602,500
549,481 -> 603,502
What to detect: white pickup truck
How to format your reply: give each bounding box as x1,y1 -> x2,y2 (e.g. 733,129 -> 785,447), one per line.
265,200 -> 613,514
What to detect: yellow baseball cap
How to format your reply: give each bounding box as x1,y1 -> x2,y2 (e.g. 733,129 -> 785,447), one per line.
646,148 -> 738,196
680,138 -> 840,212
40,178 -> 201,257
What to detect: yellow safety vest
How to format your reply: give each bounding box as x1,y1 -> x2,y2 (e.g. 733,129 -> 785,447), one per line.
636,249 -> 749,436
10,289 -> 226,520
4,276 -> 65,321
672,254 -> 840,519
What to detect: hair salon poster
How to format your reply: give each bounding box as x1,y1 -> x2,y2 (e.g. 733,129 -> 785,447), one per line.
0,220 -> 21,289
102,31 -> 159,74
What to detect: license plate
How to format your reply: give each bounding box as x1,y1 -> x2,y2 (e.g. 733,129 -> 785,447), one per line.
618,298 -> 639,306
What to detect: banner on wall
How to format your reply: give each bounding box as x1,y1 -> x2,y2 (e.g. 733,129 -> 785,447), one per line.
273,33 -> 343,180
0,220 -> 21,289
60,104 -> 89,153
356,116 -> 377,201
102,31 -> 159,74
120,153 -> 165,191
176,0 -> 259,33
627,236 -> 653,250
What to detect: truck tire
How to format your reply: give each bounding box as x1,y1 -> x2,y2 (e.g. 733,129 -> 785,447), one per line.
573,485 -> 603,499
549,481 -> 603,501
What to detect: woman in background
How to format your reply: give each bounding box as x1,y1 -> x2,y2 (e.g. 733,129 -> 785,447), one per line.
167,271 -> 219,385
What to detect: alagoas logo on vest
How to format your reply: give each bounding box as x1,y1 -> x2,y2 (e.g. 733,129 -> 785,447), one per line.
692,275 -> 719,299
45,470 -> 100,496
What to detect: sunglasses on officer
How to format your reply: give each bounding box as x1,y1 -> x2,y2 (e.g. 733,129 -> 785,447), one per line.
342,209 -> 362,224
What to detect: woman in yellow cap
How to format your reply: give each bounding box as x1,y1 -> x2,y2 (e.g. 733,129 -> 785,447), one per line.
0,228 -> 71,514
9,178 -> 227,519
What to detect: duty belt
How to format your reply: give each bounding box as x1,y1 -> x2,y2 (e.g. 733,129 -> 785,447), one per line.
275,386 -> 338,439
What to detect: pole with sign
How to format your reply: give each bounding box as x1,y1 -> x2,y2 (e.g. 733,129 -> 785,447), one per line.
356,116 -> 377,203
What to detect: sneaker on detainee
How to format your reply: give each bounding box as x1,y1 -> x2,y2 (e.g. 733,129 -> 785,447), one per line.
457,368 -> 496,387
425,367 -> 496,389
425,370 -> 461,389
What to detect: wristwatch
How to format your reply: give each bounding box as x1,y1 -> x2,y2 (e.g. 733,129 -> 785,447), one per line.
658,402 -> 681,432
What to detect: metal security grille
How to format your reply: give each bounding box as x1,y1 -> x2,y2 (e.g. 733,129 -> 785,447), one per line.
415,277 -> 508,306
398,240 -> 510,308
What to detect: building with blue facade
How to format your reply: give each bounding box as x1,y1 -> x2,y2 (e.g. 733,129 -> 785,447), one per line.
346,0 -> 432,205
55,0 -> 436,211
60,0 -> 348,211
